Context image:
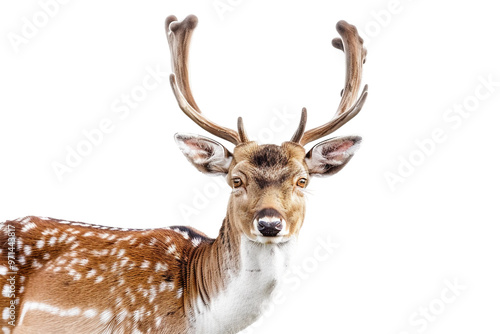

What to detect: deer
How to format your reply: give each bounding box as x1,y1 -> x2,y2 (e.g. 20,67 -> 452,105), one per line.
0,14 -> 367,334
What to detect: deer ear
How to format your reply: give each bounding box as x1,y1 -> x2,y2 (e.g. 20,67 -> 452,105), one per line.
305,136 -> 361,176
174,133 -> 233,175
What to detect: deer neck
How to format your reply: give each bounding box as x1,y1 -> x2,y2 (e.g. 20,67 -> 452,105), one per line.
186,215 -> 296,333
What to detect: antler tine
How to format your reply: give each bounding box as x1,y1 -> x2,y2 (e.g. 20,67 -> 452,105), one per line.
299,20 -> 368,146
166,15 -> 246,145
237,117 -> 249,143
290,108 -> 308,143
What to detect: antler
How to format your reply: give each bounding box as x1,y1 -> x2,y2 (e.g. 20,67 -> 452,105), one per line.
291,20 -> 368,146
166,15 -> 247,145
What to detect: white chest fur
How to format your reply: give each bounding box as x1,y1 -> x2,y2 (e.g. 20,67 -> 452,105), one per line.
192,237 -> 296,334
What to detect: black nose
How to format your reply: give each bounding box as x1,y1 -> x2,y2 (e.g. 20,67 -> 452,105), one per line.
255,208 -> 284,237
257,219 -> 283,237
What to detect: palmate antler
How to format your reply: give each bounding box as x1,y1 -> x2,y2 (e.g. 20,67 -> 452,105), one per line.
291,20 -> 368,146
166,16 -> 367,147
166,15 -> 248,145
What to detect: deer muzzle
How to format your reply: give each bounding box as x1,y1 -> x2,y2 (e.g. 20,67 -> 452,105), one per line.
254,208 -> 285,237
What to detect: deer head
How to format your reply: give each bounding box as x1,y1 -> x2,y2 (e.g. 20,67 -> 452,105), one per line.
167,15 -> 367,245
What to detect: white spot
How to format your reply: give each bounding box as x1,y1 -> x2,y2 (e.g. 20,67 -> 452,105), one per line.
192,238 -> 202,247
176,288 -> 183,299
36,239 -> 45,249
95,276 -> 104,283
23,245 -> 32,256
2,307 -> 9,320
83,232 -> 95,237
21,222 -> 37,232
0,266 -> 7,275
173,228 -> 190,240
43,253 -> 50,260
117,249 -> 126,257
18,256 -> 26,265
59,233 -> 68,243
155,262 -> 168,272
155,316 -> 162,328
66,235 -> 77,243
167,244 -> 177,254
83,309 -> 98,318
141,260 -> 150,269
2,326 -> 11,334
49,237 -> 57,246
149,286 -> 157,303
41,228 -> 56,236
18,301 -> 82,326
86,269 -> 96,278
73,222 -> 91,227
100,309 -> 112,323
32,259 -> 43,269
133,309 -> 143,322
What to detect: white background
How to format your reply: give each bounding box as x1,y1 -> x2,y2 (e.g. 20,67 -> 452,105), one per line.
1,0 -> 499,333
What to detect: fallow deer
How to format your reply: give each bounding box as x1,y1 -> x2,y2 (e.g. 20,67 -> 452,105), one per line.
0,14 -> 368,334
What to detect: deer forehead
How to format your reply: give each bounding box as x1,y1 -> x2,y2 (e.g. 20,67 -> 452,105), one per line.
231,142 -> 307,176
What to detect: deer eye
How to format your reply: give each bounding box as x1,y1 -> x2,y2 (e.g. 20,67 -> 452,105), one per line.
232,178 -> 243,188
296,178 -> 307,188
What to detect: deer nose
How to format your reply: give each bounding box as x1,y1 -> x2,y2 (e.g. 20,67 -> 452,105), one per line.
255,208 -> 284,237
257,219 -> 283,237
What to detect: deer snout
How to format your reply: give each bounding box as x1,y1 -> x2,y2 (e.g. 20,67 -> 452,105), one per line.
254,208 -> 285,237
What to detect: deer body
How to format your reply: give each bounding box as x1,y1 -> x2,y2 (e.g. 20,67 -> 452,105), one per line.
1,215 -> 292,333
1,14 -> 368,334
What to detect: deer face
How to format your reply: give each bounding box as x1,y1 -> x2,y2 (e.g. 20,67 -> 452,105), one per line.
167,15 -> 366,244
175,135 -> 361,244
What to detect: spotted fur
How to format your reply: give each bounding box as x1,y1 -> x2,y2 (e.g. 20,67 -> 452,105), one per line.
0,217 -> 214,333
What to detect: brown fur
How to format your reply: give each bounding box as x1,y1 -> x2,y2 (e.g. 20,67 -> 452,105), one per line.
0,217 -> 219,333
